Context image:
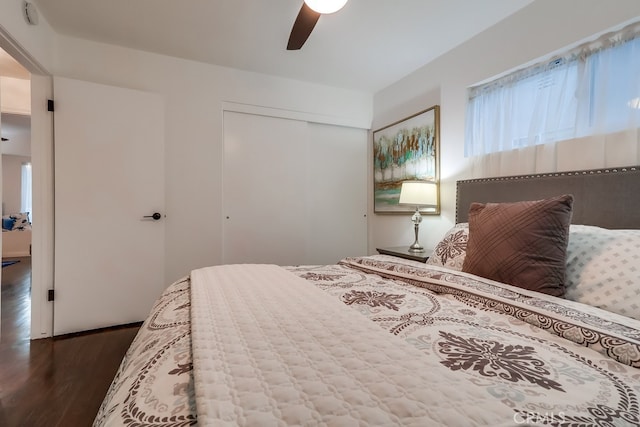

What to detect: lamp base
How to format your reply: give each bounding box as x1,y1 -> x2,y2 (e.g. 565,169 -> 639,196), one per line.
408,244 -> 425,253
407,207 -> 424,253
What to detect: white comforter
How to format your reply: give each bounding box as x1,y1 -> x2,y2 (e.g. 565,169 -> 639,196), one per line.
190,264 -> 515,426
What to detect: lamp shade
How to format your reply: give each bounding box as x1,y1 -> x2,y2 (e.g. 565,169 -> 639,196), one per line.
398,181 -> 437,206
304,0 -> 348,14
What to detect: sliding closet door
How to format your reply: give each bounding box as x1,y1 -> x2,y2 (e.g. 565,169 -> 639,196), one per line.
306,122 -> 367,262
223,112 -> 308,265
223,111 -> 367,266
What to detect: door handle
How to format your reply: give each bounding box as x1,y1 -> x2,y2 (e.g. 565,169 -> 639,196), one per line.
143,212 -> 162,220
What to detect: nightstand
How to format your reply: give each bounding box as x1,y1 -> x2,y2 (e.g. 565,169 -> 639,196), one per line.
376,246 -> 430,263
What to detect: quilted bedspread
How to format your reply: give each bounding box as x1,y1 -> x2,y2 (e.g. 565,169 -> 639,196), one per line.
95,256 -> 640,426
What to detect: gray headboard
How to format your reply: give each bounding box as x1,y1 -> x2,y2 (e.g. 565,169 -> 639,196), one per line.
456,166 -> 640,229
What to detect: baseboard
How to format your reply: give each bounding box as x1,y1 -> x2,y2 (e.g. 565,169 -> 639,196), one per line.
3,251 -> 31,258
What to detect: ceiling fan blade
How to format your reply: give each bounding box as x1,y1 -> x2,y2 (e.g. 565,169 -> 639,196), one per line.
287,2 -> 321,50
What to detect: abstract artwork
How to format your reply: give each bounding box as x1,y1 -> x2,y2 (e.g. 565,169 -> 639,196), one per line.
373,105 -> 440,213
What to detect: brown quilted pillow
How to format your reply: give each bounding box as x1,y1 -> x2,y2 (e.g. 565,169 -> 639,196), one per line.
461,194 -> 574,297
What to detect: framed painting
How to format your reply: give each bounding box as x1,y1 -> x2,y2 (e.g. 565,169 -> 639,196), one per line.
373,105 -> 440,214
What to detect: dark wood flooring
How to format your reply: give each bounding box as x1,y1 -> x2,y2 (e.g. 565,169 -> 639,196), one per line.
0,257 -> 140,427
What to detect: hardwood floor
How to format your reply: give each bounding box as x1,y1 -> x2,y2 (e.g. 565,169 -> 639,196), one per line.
0,257 -> 140,427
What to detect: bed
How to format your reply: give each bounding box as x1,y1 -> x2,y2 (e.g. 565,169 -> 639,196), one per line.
2,212 -> 31,257
95,167 -> 640,426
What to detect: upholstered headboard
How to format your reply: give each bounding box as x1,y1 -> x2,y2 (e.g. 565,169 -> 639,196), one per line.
456,167 -> 640,229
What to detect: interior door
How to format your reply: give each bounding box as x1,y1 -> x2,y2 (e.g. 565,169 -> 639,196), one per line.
53,77 -> 165,335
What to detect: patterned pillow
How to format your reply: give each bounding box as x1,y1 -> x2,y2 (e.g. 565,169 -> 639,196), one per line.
7,212 -> 30,230
426,223 -> 469,271
461,195 -> 574,297
565,225 -> 640,320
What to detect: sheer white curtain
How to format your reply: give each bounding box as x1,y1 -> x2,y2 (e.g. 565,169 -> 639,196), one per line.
21,162 -> 32,222
466,60 -> 579,156
466,21 -> 640,158
577,35 -> 640,136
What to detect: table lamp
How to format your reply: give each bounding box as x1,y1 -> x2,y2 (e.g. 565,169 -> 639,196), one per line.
398,181 -> 437,253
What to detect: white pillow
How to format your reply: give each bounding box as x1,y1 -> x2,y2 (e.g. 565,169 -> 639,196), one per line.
426,223 -> 469,271
565,224 -> 640,320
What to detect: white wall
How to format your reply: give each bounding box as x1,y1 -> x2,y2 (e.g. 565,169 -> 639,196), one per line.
0,77 -> 30,114
370,0 -> 640,254
50,35 -> 372,282
1,113 -> 31,156
0,0 -> 54,73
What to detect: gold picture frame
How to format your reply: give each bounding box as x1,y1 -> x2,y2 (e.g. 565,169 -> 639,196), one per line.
373,105 -> 440,214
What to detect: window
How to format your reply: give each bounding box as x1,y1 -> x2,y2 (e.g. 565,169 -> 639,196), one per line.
21,162 -> 31,223
465,21 -> 640,157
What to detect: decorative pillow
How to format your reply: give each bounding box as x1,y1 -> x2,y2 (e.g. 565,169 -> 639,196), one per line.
2,217 -> 15,231
461,194 -> 574,297
8,212 -> 30,230
565,224 -> 640,320
426,223 -> 469,271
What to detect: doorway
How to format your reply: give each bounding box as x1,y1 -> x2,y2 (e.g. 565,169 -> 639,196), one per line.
0,43 -> 165,337
0,47 -> 32,343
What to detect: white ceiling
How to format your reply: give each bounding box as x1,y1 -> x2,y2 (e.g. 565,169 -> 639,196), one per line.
32,0 -> 532,93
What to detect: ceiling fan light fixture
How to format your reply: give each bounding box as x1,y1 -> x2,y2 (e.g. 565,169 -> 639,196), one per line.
303,0 -> 348,14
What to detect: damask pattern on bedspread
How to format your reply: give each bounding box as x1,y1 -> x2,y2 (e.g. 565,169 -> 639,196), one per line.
287,257 -> 640,426
95,256 -> 640,426
93,278 -> 197,427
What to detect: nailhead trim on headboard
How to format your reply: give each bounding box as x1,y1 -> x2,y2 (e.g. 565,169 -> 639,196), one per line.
456,166 -> 640,228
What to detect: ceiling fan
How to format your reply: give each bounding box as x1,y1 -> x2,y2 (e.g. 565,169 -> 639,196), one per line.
287,0 -> 348,50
